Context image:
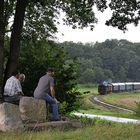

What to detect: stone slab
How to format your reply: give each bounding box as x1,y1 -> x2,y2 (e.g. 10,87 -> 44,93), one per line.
0,102 -> 22,132
19,97 -> 46,122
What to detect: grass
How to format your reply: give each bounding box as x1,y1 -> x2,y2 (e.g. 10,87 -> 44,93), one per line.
76,84 -> 98,94
1,84 -> 140,139
100,92 -> 140,110
78,95 -> 137,119
1,119 -> 140,140
77,85 -> 140,119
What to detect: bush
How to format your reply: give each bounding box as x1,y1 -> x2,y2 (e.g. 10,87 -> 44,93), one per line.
19,40 -> 79,113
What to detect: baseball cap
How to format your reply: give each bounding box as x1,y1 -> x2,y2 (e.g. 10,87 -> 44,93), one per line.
47,67 -> 54,72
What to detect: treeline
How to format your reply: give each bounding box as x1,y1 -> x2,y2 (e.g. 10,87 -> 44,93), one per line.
60,39 -> 140,84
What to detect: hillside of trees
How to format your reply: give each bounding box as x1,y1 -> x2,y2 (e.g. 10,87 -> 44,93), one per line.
60,39 -> 140,84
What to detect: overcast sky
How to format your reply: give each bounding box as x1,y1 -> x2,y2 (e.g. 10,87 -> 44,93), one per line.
56,9 -> 140,44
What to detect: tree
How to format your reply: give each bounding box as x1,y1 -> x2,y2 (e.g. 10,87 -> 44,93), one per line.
1,0 -> 140,97
106,0 -> 140,31
79,68 -> 95,84
4,0 -> 28,81
19,40 -> 79,113
94,67 -> 105,83
0,0 -> 4,100
0,0 -> 100,97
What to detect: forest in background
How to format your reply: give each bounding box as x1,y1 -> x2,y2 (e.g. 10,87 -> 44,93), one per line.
60,39 -> 140,84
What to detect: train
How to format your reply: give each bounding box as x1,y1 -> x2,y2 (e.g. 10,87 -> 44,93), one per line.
98,82 -> 140,95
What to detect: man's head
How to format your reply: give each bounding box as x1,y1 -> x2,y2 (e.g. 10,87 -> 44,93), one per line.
47,67 -> 54,76
18,74 -> 25,83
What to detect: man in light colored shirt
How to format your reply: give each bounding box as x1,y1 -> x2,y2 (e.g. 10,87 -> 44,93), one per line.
4,70 -> 24,102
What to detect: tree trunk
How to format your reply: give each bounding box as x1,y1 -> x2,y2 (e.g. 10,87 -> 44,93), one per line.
0,0 -> 5,101
4,0 -> 28,82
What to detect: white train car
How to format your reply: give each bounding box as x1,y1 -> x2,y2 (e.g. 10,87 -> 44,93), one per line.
125,82 -> 134,91
133,82 -> 140,90
98,82 -> 140,94
112,83 -> 125,92
119,83 -> 126,91
112,83 -> 120,92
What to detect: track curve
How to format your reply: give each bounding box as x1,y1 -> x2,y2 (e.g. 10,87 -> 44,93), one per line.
90,96 -> 134,113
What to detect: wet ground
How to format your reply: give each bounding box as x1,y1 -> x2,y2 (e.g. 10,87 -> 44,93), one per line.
73,112 -> 140,124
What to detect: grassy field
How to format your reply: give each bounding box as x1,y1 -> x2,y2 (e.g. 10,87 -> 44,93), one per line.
78,94 -> 136,119
1,84 -> 140,139
76,84 -> 98,94
1,120 -> 140,140
77,84 -> 140,119
100,92 -> 140,110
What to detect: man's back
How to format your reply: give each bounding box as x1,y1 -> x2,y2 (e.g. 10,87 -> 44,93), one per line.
34,74 -> 54,98
4,76 -> 22,96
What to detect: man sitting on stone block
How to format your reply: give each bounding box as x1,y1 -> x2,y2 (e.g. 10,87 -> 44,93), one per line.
4,70 -> 24,103
34,67 -> 60,121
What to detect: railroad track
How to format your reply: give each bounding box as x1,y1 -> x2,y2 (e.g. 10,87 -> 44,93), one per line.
90,96 -> 134,113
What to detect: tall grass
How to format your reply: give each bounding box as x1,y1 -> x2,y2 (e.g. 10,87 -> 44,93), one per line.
1,119 -> 140,140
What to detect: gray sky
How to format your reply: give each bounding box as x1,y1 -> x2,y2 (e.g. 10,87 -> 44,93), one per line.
56,9 -> 140,43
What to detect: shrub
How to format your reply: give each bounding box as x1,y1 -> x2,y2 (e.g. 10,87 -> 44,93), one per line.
19,40 -> 79,113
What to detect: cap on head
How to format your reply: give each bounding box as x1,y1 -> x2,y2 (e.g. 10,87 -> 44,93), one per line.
47,67 -> 54,73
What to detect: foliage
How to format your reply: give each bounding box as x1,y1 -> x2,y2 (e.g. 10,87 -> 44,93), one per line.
19,40 -> 79,113
4,0 -> 101,41
2,0 -> 140,40
61,39 -> 140,84
1,0 -> 140,107
106,0 -> 140,31
1,0 -> 140,98
0,0 -> 104,97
